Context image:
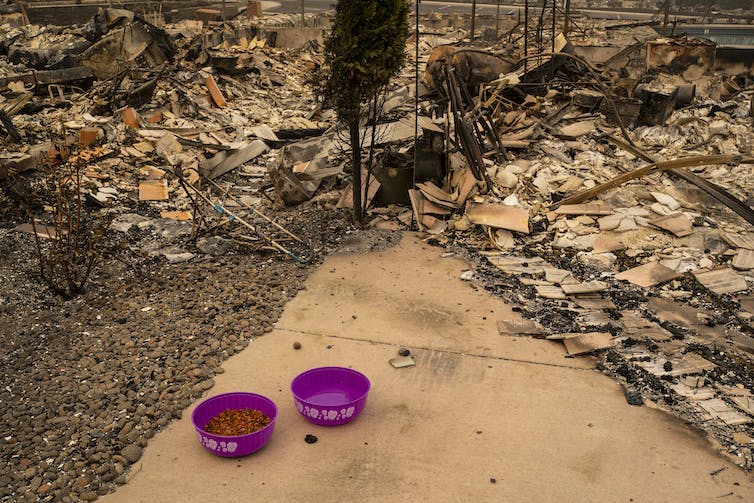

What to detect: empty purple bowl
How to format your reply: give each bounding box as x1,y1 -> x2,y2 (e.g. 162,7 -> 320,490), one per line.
291,367 -> 370,426
191,392 -> 277,457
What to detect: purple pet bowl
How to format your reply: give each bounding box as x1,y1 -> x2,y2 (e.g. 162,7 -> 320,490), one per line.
191,392 -> 277,457
291,367 -> 370,426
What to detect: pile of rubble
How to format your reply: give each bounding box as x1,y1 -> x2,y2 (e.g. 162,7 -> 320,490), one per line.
393,18 -> 754,468
1,7 -> 336,263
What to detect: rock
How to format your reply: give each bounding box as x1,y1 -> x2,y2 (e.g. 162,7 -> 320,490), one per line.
161,249 -> 196,263
495,170 -> 518,189
80,491 -> 99,501
651,192 -> 681,210
624,389 -> 643,406
121,444 -> 142,464
110,213 -> 153,233
111,455 -> 127,466
29,477 -> 42,491
577,252 -> 617,271
196,236 -> 235,256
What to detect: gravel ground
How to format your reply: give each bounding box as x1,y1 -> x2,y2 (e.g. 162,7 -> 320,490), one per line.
0,200 -> 400,502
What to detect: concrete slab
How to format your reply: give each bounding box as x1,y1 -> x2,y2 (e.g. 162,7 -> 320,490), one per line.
279,234 -> 593,369
104,235 -> 754,502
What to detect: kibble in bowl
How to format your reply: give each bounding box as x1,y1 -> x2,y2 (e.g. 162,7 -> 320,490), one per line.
191,392 -> 277,457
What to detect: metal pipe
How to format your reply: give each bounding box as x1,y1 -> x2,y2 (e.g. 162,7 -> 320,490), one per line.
551,0 -> 556,54
414,0 -> 419,184
470,0 -> 477,41
524,0 -> 528,73
495,0 -> 501,39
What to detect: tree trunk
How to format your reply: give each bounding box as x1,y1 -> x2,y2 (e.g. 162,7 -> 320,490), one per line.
349,120 -> 363,224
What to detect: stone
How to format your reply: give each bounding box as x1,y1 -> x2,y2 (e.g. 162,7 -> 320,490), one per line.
121,444 -> 142,464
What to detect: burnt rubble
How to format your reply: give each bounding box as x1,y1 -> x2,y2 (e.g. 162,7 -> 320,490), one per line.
2,3 -> 754,501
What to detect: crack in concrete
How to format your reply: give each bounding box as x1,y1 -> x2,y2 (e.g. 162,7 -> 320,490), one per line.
274,326 -> 599,372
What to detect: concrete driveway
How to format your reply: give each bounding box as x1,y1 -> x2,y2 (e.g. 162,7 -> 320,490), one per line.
104,234 -> 753,502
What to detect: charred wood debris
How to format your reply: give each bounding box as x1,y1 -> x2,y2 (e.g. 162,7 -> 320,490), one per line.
2,4 -> 754,468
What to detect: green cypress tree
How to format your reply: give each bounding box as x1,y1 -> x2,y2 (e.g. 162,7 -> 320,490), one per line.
322,0 -> 410,223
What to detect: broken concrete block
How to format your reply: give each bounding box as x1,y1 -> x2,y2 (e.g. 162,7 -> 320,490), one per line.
722,233 -> 754,250
201,140 -> 268,179
651,192 -> 681,210
573,296 -> 616,310
119,107 -> 139,128
598,214 -> 624,231
649,213 -> 693,237
204,74 -> 227,107
497,318 -> 543,336
481,254 -> 556,275
195,8 -> 222,23
154,133 -> 183,166
637,353 -> 716,377
139,180 -> 168,201
558,120 -> 595,139
670,382 -> 715,401
547,332 -> 614,356
696,398 -> 752,425
535,285 -> 566,299
732,249 -> 754,271
555,203 -> 613,216
15,223 -> 64,240
592,235 -> 625,253
145,110 -> 163,123
561,281 -> 608,295
160,211 -> 192,221
465,202 -> 530,234
693,267 -> 748,295
79,127 -> 100,147
615,261 -> 680,288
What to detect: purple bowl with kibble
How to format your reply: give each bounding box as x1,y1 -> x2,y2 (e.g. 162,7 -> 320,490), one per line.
191,392 -> 277,457
291,366 -> 370,426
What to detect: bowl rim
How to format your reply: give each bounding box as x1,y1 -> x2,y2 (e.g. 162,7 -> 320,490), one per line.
290,366 -> 371,406
191,392 -> 278,439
